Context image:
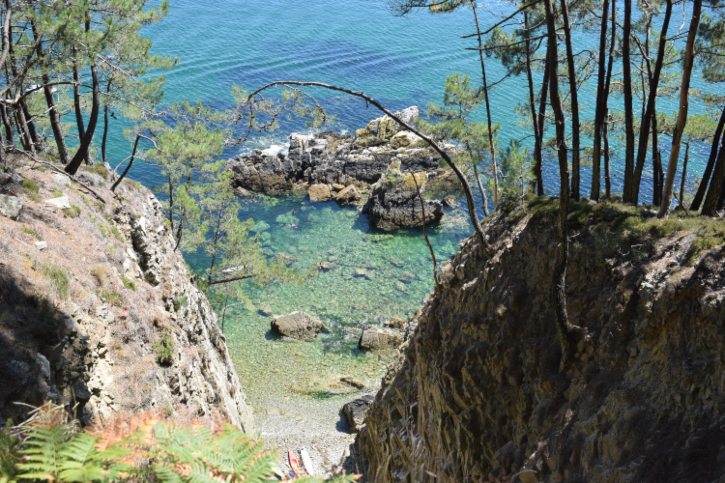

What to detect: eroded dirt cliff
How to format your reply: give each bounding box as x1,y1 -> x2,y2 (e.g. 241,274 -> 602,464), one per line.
0,159 -> 253,431
357,200 -> 724,482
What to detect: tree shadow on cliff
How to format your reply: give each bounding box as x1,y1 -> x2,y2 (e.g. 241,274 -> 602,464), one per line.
0,269 -> 79,424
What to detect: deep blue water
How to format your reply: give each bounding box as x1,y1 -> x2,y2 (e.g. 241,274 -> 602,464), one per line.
100,0 -> 717,204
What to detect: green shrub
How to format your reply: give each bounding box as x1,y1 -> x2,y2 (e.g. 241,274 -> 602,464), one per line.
21,226 -> 41,240
98,289 -> 122,307
121,277 -> 136,291
84,163 -> 109,180
172,295 -> 188,312
62,205 -> 81,218
21,179 -> 39,195
22,179 -> 41,201
153,333 -> 175,366
40,264 -> 69,299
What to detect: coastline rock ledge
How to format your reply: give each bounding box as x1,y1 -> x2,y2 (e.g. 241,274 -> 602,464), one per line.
228,106 -> 456,231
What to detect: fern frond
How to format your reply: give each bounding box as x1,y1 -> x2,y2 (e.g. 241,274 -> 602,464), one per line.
17,426 -> 70,480
152,463 -> 184,483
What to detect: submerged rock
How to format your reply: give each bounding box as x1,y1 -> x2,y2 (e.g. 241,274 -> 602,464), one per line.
342,394 -> 375,433
353,268 -> 374,280
271,311 -> 329,340
358,327 -> 403,351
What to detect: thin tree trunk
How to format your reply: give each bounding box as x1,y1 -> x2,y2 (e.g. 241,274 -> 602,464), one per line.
65,64 -> 100,175
604,109 -> 612,199
524,11 -> 540,196
591,0 -> 609,200
544,0 -> 578,369
1,102 -> 13,146
471,1 -> 499,206
32,21 -> 68,164
101,78 -> 113,164
678,140 -> 689,209
691,106 -> 725,210
622,0 -> 636,202
471,153 -> 490,217
559,0 -> 580,199
71,58 -> 90,165
702,129 -> 725,216
652,114 -> 663,206
536,61 -> 550,196
15,103 -> 35,154
658,0 -> 702,218
632,0 -> 672,204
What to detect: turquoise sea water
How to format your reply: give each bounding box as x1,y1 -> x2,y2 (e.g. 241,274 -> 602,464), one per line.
102,1 -> 715,402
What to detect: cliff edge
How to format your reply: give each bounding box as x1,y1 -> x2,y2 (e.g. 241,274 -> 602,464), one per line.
357,199 -> 724,482
0,158 -> 253,431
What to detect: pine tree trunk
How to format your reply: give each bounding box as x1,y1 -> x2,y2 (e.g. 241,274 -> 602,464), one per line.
65,64 -> 100,175
652,112 -> 663,206
32,21 -> 68,164
701,131 -> 725,216
658,0 -> 702,218
559,0 -> 580,199
632,0 -> 672,204
544,0 -> 576,368
101,78 -> 113,164
691,106 -> 725,210
471,2 -> 499,205
591,0 -> 609,201
622,0 -> 636,202
524,11 -> 541,195
536,61 -> 550,196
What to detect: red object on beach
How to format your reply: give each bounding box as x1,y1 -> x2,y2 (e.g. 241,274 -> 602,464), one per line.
288,448 -> 301,477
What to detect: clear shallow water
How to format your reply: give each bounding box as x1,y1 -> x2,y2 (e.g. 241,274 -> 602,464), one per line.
102,1 -> 716,400
221,196 -> 466,402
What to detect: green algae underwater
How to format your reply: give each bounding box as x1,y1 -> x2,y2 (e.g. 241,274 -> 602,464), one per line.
214,194 -> 469,406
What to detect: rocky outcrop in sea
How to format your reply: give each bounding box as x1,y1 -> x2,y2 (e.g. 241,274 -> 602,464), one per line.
228,106 -> 459,231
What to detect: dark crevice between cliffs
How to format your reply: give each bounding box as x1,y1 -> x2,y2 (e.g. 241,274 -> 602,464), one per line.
352,198 -> 725,482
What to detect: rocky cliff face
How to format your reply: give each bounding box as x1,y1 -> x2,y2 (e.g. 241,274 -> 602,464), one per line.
0,162 -> 253,431
357,200 -> 724,482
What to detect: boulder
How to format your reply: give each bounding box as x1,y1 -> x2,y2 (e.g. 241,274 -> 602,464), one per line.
342,394 -> 375,432
45,195 -> 71,209
363,171 -> 444,232
0,172 -> 23,196
0,194 -> 23,220
359,327 -> 404,351
390,130 -> 426,150
271,311 -> 328,340
308,183 -> 333,202
334,185 -> 361,205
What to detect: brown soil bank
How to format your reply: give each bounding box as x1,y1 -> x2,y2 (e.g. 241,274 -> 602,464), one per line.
356,199 -> 724,482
